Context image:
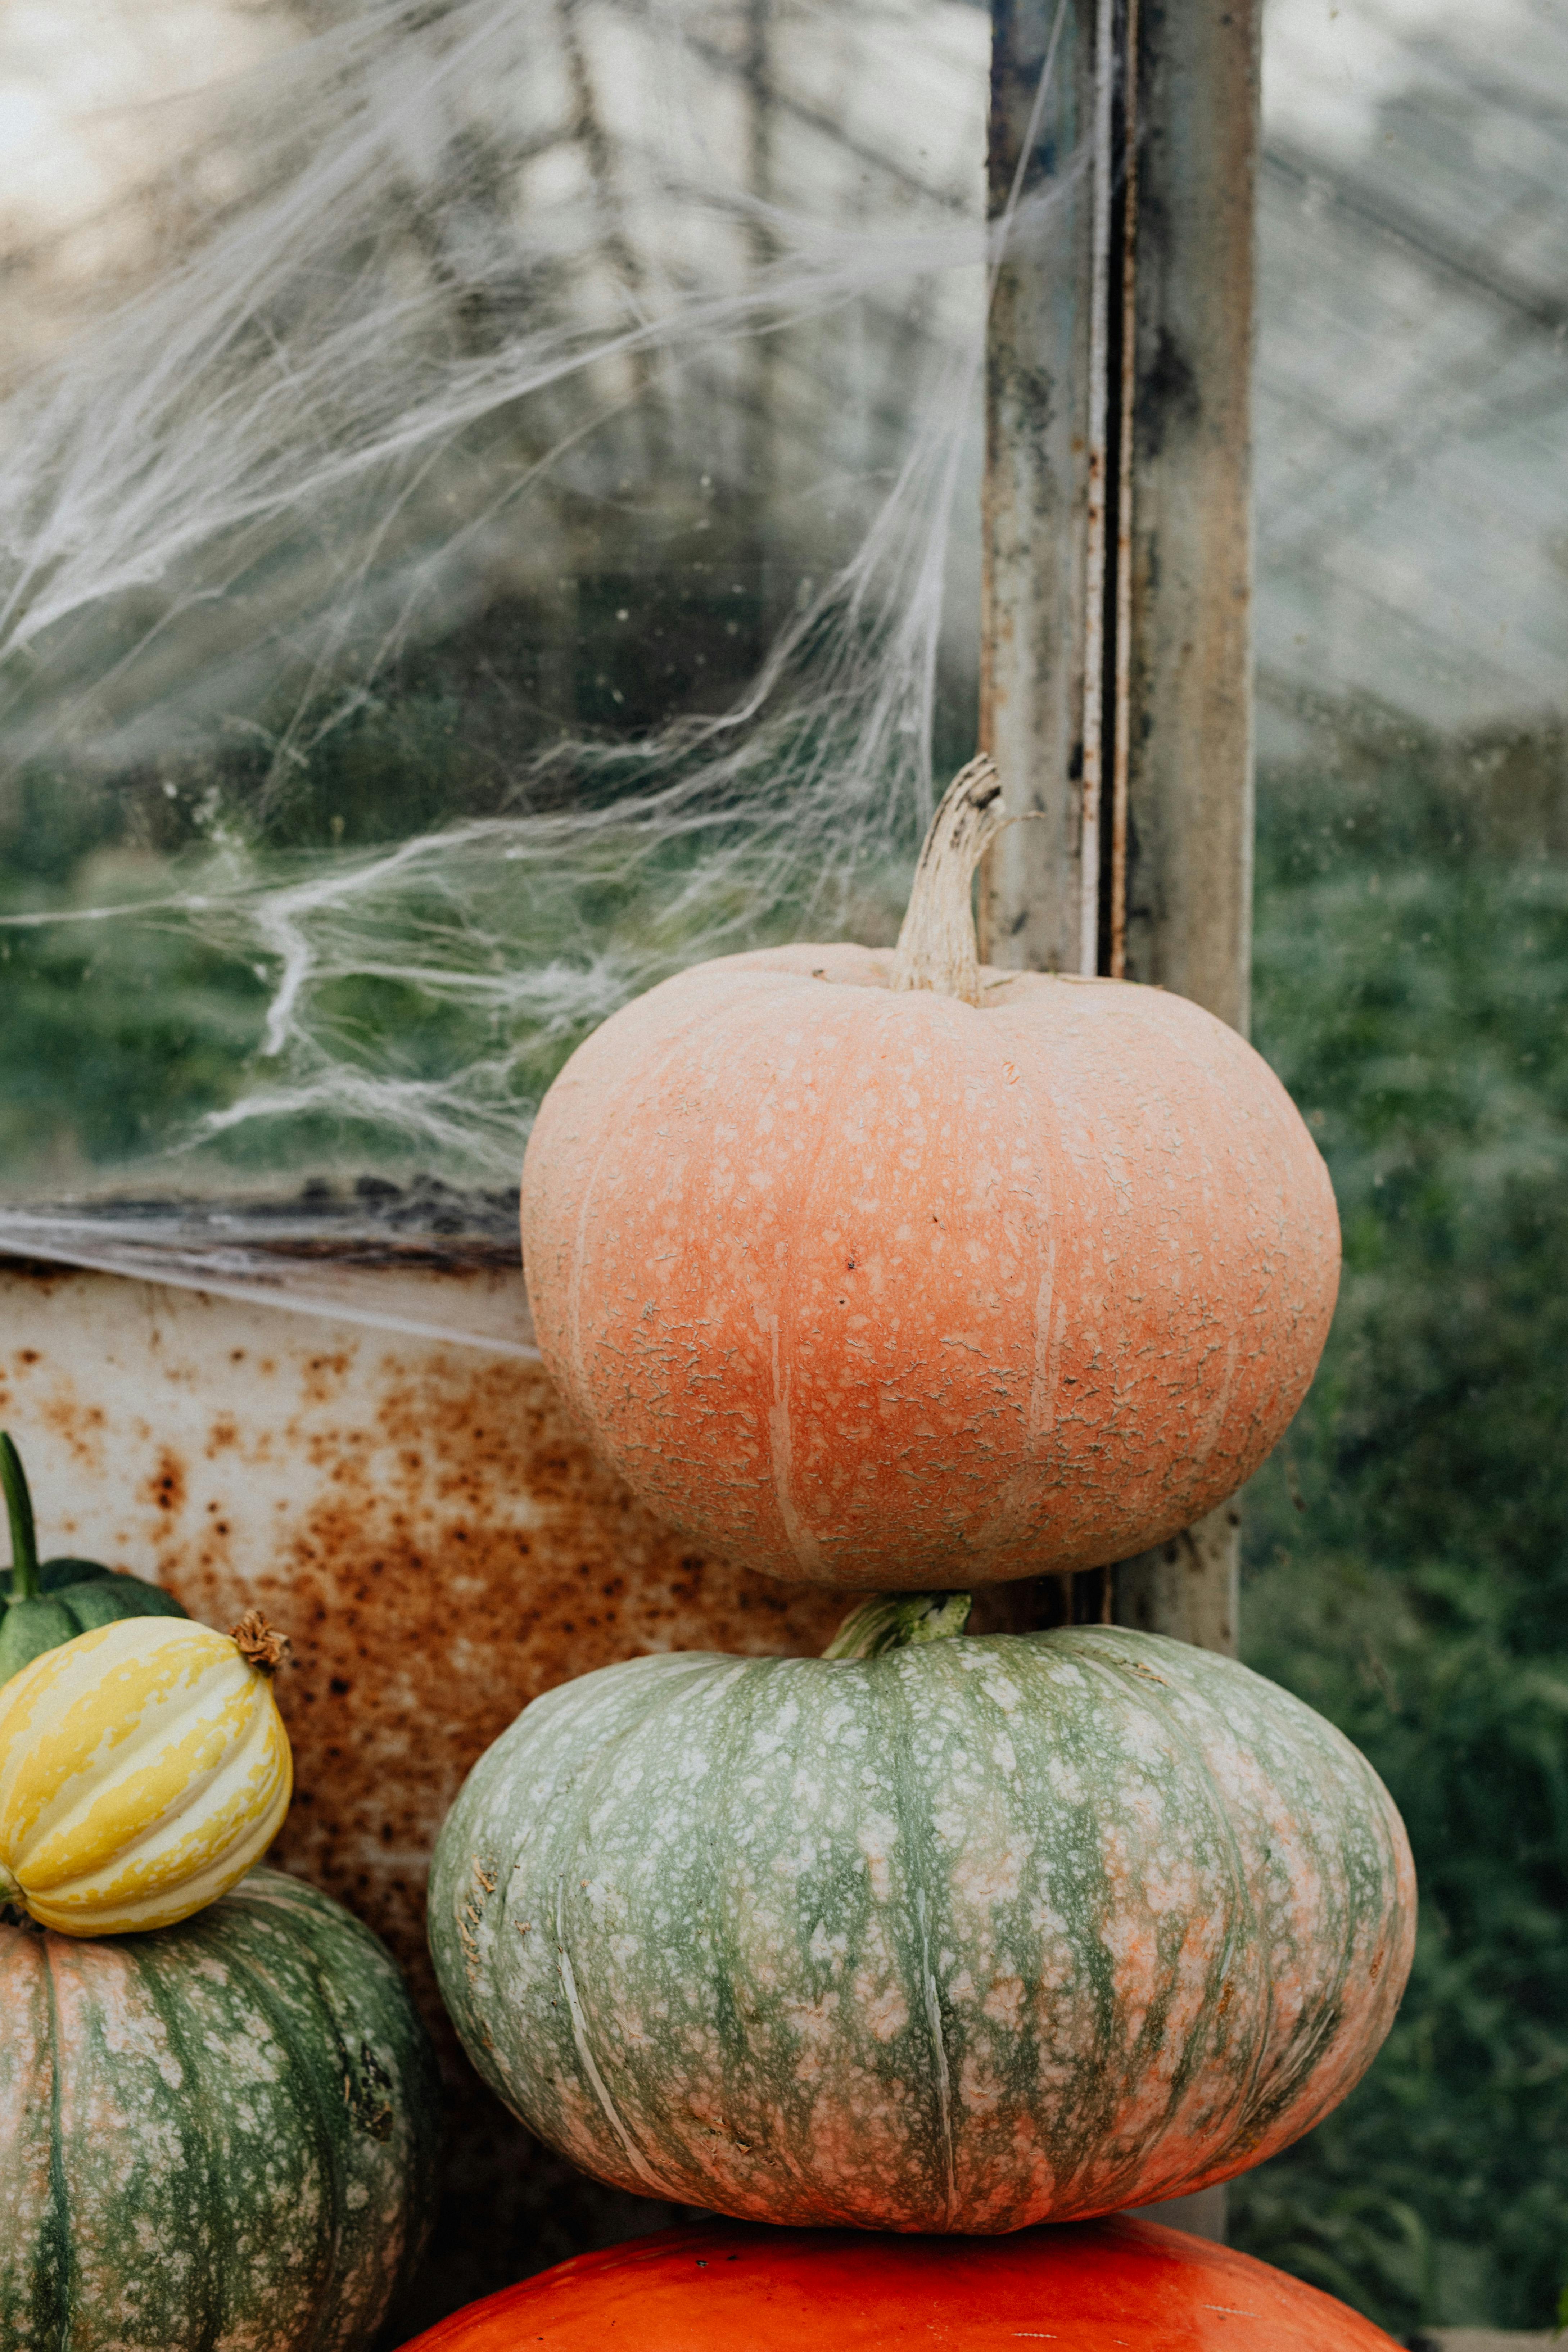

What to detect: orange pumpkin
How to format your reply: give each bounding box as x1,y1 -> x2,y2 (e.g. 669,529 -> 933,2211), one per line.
523,760 -> 1339,1588
395,2217 -> 1404,2350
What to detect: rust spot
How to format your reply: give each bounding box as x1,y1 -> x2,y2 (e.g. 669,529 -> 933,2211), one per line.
148,1450 -> 186,1517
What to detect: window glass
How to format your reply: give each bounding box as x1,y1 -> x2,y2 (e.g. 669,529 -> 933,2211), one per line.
1235,0 -> 1568,2332
0,0 -> 988,1217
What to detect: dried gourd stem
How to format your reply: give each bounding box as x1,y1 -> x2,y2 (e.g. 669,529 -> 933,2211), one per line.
230,1610 -> 291,1675
823,1591 -> 973,1660
891,755 -> 1008,1007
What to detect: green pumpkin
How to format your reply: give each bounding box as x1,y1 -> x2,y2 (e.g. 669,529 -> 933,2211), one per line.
0,1432 -> 188,1687
0,1866 -> 440,2349
430,1606 -> 1415,2233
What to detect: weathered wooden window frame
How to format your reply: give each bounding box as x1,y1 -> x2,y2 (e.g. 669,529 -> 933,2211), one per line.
982,0 -> 1259,1660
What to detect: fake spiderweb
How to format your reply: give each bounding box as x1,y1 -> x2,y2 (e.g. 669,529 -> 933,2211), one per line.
0,0 -> 1035,1339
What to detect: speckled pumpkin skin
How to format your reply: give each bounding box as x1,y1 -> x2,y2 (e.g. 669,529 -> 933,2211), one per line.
0,1866 -> 440,2351
430,1627 -> 1413,2233
521,947 -> 1340,1588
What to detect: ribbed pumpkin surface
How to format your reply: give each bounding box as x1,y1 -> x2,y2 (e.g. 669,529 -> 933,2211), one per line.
0,1617 -> 292,1933
431,1628 -> 1414,2230
0,1866 -> 439,2351
397,2217 -> 1404,2350
521,945 -> 1340,1586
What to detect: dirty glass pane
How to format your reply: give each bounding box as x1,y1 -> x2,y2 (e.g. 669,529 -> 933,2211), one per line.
1231,0 -> 1568,2333
0,0 -> 988,1220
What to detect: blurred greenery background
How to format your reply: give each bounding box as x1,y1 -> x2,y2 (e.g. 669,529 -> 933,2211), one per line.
1228,720 -> 1568,2341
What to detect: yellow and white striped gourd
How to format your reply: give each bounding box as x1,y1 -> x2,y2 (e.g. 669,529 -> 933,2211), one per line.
0,1612 -> 292,1935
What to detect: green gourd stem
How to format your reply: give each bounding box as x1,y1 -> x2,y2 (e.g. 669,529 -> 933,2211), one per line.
822,1590 -> 973,1660
0,1432 -> 40,1604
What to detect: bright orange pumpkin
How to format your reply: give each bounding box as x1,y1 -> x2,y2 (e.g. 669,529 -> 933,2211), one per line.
395,2217 -> 1403,2349
523,760 -> 1339,1588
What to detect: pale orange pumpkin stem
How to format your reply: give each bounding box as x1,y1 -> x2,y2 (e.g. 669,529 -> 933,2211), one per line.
230,1610 -> 292,1675
891,754 -> 1007,1006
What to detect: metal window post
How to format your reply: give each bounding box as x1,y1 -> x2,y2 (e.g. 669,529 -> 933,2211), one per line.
980,0 -> 1262,1665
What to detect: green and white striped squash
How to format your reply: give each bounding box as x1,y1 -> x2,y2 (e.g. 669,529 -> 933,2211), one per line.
0,1866 -> 440,2349
430,1618 -> 1415,2233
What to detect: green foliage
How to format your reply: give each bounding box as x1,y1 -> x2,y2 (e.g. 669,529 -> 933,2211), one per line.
0,759 -> 268,1189
1228,742 -> 1568,2337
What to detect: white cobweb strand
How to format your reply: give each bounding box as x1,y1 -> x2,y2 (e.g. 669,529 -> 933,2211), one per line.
180,336 -> 993,1177
0,0 -> 1083,1344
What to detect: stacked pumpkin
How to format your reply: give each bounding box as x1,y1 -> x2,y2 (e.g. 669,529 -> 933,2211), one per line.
417,761 -> 1414,2345
0,1433 -> 440,2352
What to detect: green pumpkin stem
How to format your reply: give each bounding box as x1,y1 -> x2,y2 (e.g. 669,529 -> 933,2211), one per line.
0,1434 -> 40,1605
822,1590 -> 973,1660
